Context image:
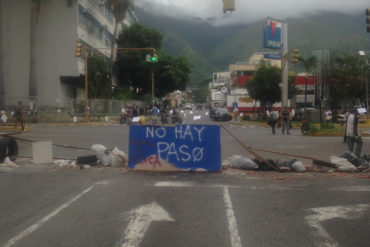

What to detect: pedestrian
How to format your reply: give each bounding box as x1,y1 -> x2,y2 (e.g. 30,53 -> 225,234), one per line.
281,107 -> 291,135
233,107 -> 239,121
343,109 -> 350,143
152,104 -> 159,125
0,110 -> 7,124
270,108 -> 279,135
14,100 -> 25,131
325,109 -> 332,124
346,108 -> 362,157
132,105 -> 138,117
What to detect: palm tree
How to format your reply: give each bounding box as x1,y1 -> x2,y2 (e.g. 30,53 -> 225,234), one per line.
0,0 -> 5,108
298,56 -> 317,117
105,0 -> 133,87
29,0 -> 41,100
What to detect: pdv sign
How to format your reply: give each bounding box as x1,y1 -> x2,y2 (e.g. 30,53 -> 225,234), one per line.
263,20 -> 282,49
129,125 -> 221,171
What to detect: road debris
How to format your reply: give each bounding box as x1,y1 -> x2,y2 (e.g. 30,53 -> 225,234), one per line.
330,156 -> 357,172
54,159 -> 77,168
223,155 -> 258,170
91,144 -> 127,167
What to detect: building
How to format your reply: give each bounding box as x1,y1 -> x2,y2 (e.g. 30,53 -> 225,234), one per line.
294,73 -> 315,109
0,0 -> 137,109
226,52 -> 283,112
229,52 -> 281,88
209,72 -> 229,89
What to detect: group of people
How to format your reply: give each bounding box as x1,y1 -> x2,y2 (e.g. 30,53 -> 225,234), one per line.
267,107 -> 293,135
343,108 -> 363,157
266,107 -> 364,157
0,101 -> 25,130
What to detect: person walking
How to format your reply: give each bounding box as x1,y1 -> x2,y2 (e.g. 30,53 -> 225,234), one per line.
233,107 -> 239,121
343,109 -> 350,143
152,104 -> 159,125
270,108 -> 279,135
346,109 -> 362,157
281,107 -> 291,135
14,101 -> 25,131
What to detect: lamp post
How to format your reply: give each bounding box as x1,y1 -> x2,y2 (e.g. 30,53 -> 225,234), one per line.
359,51 -> 369,115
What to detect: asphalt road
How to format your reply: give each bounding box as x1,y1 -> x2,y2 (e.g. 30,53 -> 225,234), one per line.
1,110 -> 369,247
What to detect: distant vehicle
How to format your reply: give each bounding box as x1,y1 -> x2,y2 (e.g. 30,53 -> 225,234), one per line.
184,103 -> 192,110
196,103 -> 203,110
212,108 -> 232,121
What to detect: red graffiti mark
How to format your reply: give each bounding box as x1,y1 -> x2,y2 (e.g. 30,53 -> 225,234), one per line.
143,156 -> 162,168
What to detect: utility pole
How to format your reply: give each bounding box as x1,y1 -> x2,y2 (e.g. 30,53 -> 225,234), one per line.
279,23 -> 288,110
84,47 -> 89,122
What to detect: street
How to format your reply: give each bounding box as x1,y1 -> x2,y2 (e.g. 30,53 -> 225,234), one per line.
1,111 -> 370,247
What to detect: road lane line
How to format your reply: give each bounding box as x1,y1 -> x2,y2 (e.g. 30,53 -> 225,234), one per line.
3,182 -> 106,247
154,181 -> 193,187
120,202 -> 174,247
223,186 -> 242,247
305,204 -> 370,247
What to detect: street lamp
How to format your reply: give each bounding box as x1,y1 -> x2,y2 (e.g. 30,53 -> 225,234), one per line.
359,51 -> 369,115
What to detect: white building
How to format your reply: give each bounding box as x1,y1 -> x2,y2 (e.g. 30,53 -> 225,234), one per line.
209,71 -> 229,89
0,0 -> 137,108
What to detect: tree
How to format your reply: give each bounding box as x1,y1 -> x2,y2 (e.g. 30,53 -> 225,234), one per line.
105,0 -> 133,84
192,77 -> 212,103
327,53 -> 367,109
297,56 -> 317,116
115,23 -> 191,98
87,57 -> 111,99
246,61 -> 281,109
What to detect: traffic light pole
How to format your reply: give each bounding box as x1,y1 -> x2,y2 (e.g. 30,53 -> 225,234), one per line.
84,47 -> 89,122
282,23 -> 288,109
78,47 -> 157,122
151,68 -> 155,106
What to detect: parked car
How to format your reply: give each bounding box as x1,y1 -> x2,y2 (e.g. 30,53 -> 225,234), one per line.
184,103 -> 192,110
212,108 -> 232,121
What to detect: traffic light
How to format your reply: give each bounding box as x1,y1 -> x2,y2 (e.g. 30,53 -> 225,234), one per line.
367,8 -> 370,33
75,42 -> 82,57
291,49 -> 299,63
146,53 -> 158,63
151,53 -> 158,63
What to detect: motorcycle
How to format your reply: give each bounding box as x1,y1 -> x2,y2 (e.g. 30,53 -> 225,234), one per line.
161,111 -> 168,125
120,112 -> 132,124
171,112 -> 183,124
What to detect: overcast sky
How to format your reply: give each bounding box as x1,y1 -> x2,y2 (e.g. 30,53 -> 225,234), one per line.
136,0 -> 369,25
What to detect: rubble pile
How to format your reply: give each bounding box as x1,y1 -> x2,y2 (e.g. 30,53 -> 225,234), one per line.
223,155 -> 306,172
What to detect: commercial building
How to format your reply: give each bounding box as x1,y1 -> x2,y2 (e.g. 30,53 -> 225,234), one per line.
0,0 -> 137,109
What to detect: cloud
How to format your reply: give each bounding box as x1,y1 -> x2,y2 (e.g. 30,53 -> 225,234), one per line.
135,0 -> 369,25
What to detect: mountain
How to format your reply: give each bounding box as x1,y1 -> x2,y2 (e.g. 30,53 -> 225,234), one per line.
135,8 -> 370,85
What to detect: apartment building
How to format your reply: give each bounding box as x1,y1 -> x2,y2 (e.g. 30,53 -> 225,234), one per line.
0,0 -> 136,108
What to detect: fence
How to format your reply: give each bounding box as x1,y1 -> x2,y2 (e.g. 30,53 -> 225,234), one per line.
0,95 -> 145,122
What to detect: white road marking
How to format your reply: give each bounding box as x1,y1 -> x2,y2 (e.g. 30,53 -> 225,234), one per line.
329,186 -> 370,192
120,202 -> 174,247
305,204 -> 370,247
4,181 -> 108,247
154,181 -> 193,187
223,186 -> 242,247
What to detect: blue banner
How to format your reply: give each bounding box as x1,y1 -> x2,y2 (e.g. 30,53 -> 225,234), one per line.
263,20 -> 282,49
129,125 -> 221,171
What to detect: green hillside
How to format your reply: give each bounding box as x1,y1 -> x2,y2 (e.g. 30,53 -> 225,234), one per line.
135,9 -> 370,85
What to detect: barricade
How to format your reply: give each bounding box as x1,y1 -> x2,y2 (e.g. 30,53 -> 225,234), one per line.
128,125 -> 221,172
